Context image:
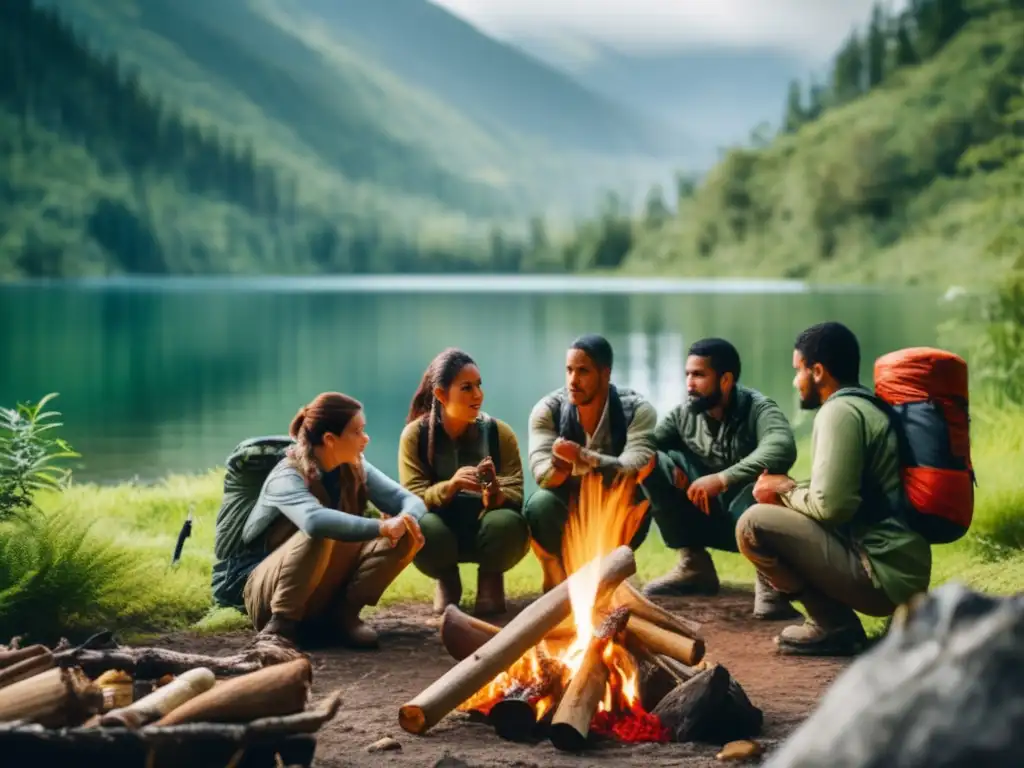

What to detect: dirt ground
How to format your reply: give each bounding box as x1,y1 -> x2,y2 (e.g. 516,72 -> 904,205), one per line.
154,587 -> 848,768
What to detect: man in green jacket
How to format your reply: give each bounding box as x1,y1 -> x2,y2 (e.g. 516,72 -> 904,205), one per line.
641,338 -> 799,620
738,321 -> 932,656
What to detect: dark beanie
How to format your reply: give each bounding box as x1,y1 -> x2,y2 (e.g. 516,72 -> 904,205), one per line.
570,334 -> 614,370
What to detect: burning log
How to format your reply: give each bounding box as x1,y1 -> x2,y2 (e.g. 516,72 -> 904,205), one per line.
0,645 -> 50,671
488,650 -> 564,742
548,607 -> 632,752
612,582 -> 704,641
625,614 -> 705,667
0,650 -> 55,690
152,656 -> 312,726
54,638 -> 303,680
399,545 -> 637,736
0,666 -> 102,727
97,667 -> 217,729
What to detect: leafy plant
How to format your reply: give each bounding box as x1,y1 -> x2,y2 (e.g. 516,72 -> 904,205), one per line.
0,393 -> 80,521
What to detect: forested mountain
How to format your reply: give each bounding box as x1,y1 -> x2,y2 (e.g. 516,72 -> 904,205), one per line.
588,0 -> 1024,286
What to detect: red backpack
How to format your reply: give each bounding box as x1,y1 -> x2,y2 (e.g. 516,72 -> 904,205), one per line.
844,348 -> 975,543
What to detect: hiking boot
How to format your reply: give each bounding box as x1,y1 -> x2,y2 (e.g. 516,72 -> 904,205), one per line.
473,570 -> 507,617
531,539 -> 567,593
433,568 -> 463,615
775,589 -> 866,656
753,571 -> 801,621
257,613 -> 299,645
642,547 -> 720,597
336,605 -> 379,650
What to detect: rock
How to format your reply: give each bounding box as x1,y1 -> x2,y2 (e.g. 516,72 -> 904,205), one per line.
763,583 -> 1024,768
434,758 -> 471,768
716,740 -> 763,761
366,736 -> 402,753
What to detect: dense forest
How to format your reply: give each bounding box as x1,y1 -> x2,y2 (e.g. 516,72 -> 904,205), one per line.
0,0 -> 562,278
611,0 -> 1024,285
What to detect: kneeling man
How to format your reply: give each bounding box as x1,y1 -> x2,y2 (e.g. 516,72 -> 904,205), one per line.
737,322 -> 932,656
641,338 -> 799,620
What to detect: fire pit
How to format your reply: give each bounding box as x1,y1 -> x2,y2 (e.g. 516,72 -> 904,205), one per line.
398,474 -> 763,752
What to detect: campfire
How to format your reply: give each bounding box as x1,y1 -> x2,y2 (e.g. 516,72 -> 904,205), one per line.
399,473 -> 761,752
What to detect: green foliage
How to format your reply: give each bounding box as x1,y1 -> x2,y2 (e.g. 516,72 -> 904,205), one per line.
621,2 -> 1024,286
0,393 -> 79,522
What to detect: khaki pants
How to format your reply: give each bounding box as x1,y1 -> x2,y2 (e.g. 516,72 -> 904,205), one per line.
736,504 -> 895,620
243,519 -> 419,631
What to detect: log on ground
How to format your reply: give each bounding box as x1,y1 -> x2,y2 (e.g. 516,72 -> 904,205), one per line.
399,545 -> 637,736
625,614 -> 705,666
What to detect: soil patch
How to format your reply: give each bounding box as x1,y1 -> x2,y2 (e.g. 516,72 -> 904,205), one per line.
152,587 -> 848,767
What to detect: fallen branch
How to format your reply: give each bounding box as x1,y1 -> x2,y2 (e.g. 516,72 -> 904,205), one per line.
55,640 -> 304,680
0,650 -> 55,690
0,645 -> 49,672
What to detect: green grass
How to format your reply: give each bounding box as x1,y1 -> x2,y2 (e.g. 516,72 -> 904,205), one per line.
2,397 -> 1021,644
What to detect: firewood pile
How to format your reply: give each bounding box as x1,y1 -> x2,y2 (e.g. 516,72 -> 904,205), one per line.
399,546 -> 764,755
0,631 -> 342,767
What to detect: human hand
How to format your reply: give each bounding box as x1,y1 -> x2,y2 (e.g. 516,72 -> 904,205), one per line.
401,514 -> 425,550
477,456 -> 497,488
753,470 -> 795,505
378,515 -> 409,547
687,474 -> 727,515
451,465 -> 482,493
551,438 -> 582,465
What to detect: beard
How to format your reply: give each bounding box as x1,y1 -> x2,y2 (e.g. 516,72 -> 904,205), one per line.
687,384 -> 723,414
799,386 -> 823,410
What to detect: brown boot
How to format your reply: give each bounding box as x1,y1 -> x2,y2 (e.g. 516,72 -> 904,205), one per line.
336,604 -> 380,650
753,571 -> 802,621
531,539 -> 567,593
473,570 -> 507,617
256,613 -> 299,645
775,589 -> 866,656
642,547 -> 720,597
433,568 -> 463,615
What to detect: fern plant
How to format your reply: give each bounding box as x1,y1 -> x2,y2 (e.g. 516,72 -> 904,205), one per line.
0,393 -> 80,521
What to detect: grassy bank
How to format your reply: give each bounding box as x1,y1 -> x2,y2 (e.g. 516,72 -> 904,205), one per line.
2,395 -> 1021,643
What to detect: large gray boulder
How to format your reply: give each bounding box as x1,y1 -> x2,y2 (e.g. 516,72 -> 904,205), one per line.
763,582 -> 1024,768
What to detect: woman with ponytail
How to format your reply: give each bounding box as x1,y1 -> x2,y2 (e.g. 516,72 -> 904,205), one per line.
238,392 -> 426,648
398,348 -> 529,617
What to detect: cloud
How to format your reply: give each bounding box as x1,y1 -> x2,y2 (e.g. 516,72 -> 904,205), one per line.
430,0 -> 907,61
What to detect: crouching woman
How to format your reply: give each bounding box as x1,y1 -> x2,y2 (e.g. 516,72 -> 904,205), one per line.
398,348 -> 530,618
215,392 -> 426,649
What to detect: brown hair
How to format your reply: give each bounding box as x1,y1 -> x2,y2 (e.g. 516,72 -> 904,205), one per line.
407,348 -> 477,466
287,392 -> 367,515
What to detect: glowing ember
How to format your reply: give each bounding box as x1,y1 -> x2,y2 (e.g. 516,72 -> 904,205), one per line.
460,470 -> 668,744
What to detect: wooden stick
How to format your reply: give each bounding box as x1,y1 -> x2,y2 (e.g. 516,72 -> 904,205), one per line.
399,545 -> 637,736
152,657 -> 313,726
0,650 -> 55,690
98,667 -> 217,729
0,666 -> 102,727
55,640 -> 304,679
625,614 -> 705,666
0,645 -> 49,671
548,607 -> 631,752
612,582 -> 704,640
440,606 -> 501,662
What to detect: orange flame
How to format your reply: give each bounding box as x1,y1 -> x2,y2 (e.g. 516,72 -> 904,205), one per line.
460,468 -> 655,732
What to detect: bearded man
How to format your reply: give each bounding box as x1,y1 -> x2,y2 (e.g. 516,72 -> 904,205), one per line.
640,337 -> 799,620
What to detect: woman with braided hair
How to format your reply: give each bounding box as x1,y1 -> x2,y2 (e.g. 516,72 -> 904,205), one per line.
398,348 -> 529,617
238,392 -> 426,648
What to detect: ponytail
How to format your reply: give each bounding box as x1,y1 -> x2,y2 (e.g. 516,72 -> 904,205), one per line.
407,348 -> 478,468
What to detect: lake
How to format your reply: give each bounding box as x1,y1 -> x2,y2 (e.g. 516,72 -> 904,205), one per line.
0,276 -> 946,488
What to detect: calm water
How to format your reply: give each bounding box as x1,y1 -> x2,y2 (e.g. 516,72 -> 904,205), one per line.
0,276 -> 945,488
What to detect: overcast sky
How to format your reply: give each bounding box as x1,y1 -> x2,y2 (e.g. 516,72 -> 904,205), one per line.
430,1 -> 907,61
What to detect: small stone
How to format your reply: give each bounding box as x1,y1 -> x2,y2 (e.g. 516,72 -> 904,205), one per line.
716,740 -> 764,761
366,736 -> 402,753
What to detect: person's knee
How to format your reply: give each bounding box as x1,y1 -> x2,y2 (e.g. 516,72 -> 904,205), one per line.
523,490 -> 566,552
735,503 -> 781,558
479,508 -> 530,572
413,513 -> 458,578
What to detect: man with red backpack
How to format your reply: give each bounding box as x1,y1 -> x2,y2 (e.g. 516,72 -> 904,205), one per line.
737,321 -> 939,657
